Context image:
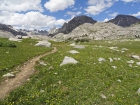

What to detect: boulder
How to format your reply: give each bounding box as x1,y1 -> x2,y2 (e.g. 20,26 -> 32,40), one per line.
74,45 -> 85,49
60,56 -> 78,66
15,35 -> 22,39
126,60 -> 134,64
69,50 -> 79,54
131,55 -> 140,60
9,38 -> 22,42
35,41 -> 51,47
136,62 -> 140,66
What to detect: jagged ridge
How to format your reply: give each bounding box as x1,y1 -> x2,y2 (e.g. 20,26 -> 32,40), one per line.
0,24 -> 27,36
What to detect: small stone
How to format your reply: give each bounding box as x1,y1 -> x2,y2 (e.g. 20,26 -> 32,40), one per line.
39,61 -> 47,66
113,58 -> 121,60
3,73 -> 15,78
128,64 -> 133,67
136,62 -> 140,66
58,81 -> 62,84
122,48 -> 128,51
121,51 -> 125,53
137,88 -> 140,95
69,50 -> 79,54
40,90 -> 45,93
111,66 -> 117,69
117,79 -> 121,82
108,58 -> 113,62
126,60 -> 134,64
54,73 -> 58,75
98,58 -> 106,62
48,66 -> 54,70
70,43 -> 75,46
100,94 -> 107,99
74,45 -> 85,49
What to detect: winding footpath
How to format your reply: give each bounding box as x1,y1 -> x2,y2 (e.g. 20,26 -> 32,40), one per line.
0,47 -> 57,100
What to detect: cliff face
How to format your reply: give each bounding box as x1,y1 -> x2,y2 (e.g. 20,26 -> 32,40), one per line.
107,15 -> 140,27
55,15 -> 97,35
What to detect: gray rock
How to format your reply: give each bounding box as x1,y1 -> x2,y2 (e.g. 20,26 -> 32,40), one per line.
74,45 -> 85,49
69,50 -> 79,54
108,58 -> 113,62
98,58 -> 106,62
126,60 -> 134,64
9,38 -> 22,42
35,41 -> 51,47
136,62 -> 140,66
131,55 -> 140,60
111,66 -> 117,69
137,88 -> 140,95
3,73 -> 15,78
39,61 -> 47,66
60,56 -> 78,66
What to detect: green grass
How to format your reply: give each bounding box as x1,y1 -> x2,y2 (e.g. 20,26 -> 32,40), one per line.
1,39 -> 140,105
0,38 -> 52,80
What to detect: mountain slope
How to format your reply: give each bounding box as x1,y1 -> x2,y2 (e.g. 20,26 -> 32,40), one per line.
53,22 -> 140,40
107,15 -> 140,27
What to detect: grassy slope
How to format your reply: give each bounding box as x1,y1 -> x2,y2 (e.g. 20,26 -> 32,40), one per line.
1,40 -> 140,105
0,38 -> 52,80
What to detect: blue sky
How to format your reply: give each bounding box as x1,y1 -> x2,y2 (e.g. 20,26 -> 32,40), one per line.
0,0 -> 140,30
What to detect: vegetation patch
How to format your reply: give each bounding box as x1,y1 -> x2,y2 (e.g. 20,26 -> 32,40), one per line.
0,38 -> 52,80
1,41 -> 16,47
1,40 -> 140,104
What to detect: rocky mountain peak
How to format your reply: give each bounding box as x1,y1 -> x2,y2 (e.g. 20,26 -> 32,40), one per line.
53,15 -> 97,35
107,14 -> 140,27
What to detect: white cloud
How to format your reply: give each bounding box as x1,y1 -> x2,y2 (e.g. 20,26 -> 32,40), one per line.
66,11 -> 81,18
44,0 -> 75,12
55,19 -> 66,26
103,18 -> 109,22
109,12 -> 118,17
66,11 -> 81,16
85,0 -> 116,15
0,11 -> 66,30
0,0 -> 43,12
132,11 -> 140,17
121,0 -> 140,2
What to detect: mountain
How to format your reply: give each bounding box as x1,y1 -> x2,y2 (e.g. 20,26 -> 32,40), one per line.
52,15 -> 97,35
107,15 -> 140,27
0,23 -> 27,37
53,22 -> 140,40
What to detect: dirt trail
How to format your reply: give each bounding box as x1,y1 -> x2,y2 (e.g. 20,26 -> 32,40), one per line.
0,47 -> 57,100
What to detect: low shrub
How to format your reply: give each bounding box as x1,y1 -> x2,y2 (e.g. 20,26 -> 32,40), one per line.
75,38 -> 89,43
2,42 -> 16,47
0,42 -> 3,47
